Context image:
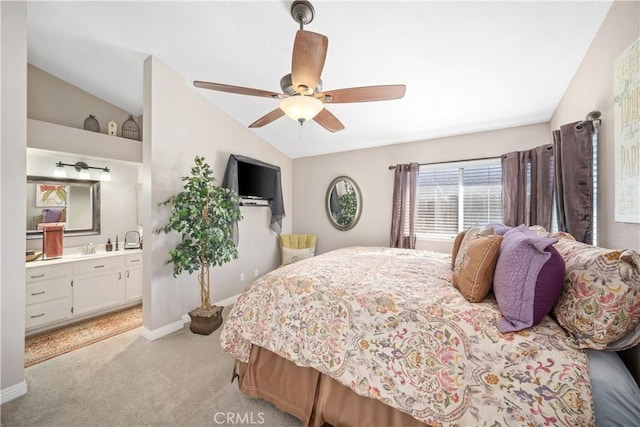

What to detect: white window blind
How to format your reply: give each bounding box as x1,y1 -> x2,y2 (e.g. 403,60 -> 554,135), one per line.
416,168 -> 459,237
462,165 -> 503,229
416,159 -> 502,238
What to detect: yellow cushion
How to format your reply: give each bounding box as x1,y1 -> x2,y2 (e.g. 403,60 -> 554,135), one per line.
279,234 -> 317,265
279,234 -> 317,250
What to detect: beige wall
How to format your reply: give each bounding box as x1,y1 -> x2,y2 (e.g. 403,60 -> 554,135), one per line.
1,0 -> 27,400
293,123 -> 550,254
142,57 -> 292,331
28,64 -> 142,138
551,0 -> 639,252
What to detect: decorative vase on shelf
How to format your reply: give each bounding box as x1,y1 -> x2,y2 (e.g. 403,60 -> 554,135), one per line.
83,114 -> 100,133
122,115 -> 141,140
107,120 -> 118,136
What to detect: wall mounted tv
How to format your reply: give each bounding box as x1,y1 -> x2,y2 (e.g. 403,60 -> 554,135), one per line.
237,159 -> 278,201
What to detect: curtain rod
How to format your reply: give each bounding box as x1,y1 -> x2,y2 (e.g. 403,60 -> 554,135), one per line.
388,110 -> 601,170
388,144 -> 558,170
576,110 -> 602,130
388,155 -> 500,170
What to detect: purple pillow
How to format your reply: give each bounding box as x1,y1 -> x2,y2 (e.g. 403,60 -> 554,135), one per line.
488,223 -> 511,236
42,208 -> 62,223
494,225 -> 564,333
531,245 -> 564,325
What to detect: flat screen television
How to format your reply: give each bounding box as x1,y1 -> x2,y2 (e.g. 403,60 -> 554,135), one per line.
237,160 -> 277,200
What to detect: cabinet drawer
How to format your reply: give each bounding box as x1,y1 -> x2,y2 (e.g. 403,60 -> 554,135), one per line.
26,265 -> 69,283
72,257 -> 123,275
126,253 -> 143,266
26,277 -> 70,306
26,298 -> 71,329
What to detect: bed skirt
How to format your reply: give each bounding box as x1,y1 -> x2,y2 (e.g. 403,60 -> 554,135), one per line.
237,346 -> 427,427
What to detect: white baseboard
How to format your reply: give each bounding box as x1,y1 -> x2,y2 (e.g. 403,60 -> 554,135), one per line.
141,294 -> 240,342
140,318 -> 185,342
1,380 -> 27,404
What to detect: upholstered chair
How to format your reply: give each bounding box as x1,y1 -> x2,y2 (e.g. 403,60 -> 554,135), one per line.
279,234 -> 317,266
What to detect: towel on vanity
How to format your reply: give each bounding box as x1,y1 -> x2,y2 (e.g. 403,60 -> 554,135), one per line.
37,222 -> 66,231
42,224 -> 64,259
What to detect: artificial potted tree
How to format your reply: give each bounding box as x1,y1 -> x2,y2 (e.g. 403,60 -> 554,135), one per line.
156,156 -> 242,335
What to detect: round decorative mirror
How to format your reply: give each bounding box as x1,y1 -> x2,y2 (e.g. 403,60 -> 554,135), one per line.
326,176 -> 362,231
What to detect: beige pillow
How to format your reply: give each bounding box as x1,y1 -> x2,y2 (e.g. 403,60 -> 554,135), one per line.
451,231 -> 466,270
452,235 -> 503,303
281,246 -> 315,266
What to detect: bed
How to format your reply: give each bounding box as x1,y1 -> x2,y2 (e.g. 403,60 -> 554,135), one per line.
221,233 -> 640,426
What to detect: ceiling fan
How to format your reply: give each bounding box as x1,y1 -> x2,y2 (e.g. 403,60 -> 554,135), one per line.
193,1 -> 406,133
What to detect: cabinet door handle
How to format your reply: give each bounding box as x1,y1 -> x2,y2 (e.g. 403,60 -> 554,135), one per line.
130,259 -> 140,263
118,272 -> 122,280
31,291 -> 46,296
127,271 -> 130,278
30,274 -> 45,279
94,265 -> 105,269
30,313 -> 45,319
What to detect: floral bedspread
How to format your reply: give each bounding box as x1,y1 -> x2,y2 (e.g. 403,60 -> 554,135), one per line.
220,247 -> 594,426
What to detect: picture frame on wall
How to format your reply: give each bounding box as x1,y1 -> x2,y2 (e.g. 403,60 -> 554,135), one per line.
35,183 -> 68,207
613,35 -> 640,224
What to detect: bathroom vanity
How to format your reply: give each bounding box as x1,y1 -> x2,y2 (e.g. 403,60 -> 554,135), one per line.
25,249 -> 142,334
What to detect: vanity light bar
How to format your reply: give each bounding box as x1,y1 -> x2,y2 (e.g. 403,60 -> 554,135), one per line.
55,161 -> 111,181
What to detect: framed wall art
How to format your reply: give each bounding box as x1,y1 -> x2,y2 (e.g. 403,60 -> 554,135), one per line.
614,35 -> 640,223
36,183 -> 69,207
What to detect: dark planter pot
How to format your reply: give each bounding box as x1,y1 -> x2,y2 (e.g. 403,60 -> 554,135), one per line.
188,305 -> 223,335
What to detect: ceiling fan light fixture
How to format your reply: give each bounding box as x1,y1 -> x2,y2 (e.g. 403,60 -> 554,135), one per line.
279,95 -> 323,123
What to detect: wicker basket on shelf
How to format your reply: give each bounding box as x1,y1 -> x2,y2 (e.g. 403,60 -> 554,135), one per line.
83,114 -> 100,132
122,115 -> 141,140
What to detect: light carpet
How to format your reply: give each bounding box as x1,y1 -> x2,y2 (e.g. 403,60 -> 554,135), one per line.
2,306 -> 300,426
25,304 -> 143,367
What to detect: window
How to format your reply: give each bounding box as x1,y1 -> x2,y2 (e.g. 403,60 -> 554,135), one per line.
415,132 -> 598,241
416,159 -> 502,238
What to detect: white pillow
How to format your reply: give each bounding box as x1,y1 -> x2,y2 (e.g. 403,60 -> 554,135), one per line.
282,247 -> 315,265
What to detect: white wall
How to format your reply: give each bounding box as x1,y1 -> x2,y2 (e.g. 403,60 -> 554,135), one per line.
142,57 -> 292,332
293,123 -> 551,255
551,0 -> 639,253
1,0 -> 27,402
25,150 -> 140,252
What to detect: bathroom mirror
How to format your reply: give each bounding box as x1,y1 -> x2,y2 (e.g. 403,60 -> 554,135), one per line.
26,175 -> 101,239
326,176 -> 362,231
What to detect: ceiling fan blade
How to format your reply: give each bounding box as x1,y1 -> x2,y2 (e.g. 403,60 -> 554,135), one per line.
291,30 -> 328,95
313,109 -> 345,133
248,108 -> 285,128
317,85 -> 406,103
193,81 -> 281,99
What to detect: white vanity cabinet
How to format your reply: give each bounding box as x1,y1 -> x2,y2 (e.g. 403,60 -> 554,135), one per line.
124,253 -> 143,302
25,264 -> 72,329
72,256 -> 124,316
25,250 -> 143,333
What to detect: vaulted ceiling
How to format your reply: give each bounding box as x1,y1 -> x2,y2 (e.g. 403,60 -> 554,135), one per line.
27,1 -> 613,158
